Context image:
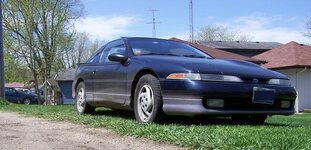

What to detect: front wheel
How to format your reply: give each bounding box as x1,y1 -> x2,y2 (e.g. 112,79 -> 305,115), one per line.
75,82 -> 95,115
23,98 -> 31,105
134,75 -> 165,123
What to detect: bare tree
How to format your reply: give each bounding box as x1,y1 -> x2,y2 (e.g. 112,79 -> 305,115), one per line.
305,17 -> 311,38
195,25 -> 252,42
57,32 -> 105,69
87,38 -> 104,58
75,32 -> 90,64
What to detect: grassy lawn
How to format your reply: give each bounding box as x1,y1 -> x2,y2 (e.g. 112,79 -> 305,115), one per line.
0,102 -> 310,149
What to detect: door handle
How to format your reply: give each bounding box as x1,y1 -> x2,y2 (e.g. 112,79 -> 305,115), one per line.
92,70 -> 98,74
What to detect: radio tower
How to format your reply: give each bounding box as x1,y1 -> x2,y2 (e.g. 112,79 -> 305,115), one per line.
189,0 -> 194,42
147,9 -> 161,37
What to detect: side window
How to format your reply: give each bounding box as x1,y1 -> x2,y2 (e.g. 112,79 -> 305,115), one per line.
86,45 -> 106,64
88,52 -> 101,64
99,40 -> 126,63
5,88 -> 15,94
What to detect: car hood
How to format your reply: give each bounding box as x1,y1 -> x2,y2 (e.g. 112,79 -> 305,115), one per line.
135,55 -> 288,79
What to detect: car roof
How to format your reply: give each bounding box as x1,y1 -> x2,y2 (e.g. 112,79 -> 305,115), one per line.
122,37 -> 168,41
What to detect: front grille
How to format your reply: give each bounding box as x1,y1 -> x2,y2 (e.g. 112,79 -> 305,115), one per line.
240,77 -> 268,84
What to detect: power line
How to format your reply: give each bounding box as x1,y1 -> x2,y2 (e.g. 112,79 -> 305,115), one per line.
147,9 -> 161,38
189,0 -> 194,42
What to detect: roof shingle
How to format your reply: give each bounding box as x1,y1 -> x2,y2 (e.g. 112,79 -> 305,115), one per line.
198,41 -> 282,50
254,41 -> 311,69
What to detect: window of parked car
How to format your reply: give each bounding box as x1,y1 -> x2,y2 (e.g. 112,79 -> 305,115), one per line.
99,40 -> 126,63
5,88 -> 16,94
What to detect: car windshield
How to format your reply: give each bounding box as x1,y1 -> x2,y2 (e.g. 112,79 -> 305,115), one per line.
129,38 -> 212,59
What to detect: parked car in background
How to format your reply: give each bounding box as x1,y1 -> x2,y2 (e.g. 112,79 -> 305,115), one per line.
5,87 -> 39,104
72,37 -> 297,124
22,89 -> 34,95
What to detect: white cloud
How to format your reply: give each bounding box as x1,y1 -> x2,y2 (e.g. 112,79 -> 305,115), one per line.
75,16 -> 139,40
214,15 -> 310,44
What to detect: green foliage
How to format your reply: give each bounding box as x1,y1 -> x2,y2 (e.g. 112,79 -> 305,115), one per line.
2,0 -> 84,84
304,109 -> 311,113
0,105 -> 310,150
4,52 -> 32,83
0,98 -> 10,105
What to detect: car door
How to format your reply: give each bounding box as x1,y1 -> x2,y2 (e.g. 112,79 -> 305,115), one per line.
81,50 -> 102,102
92,39 -> 128,104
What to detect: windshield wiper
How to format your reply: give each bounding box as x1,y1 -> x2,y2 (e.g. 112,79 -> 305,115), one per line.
141,53 -> 209,58
141,53 -> 179,57
182,55 -> 208,58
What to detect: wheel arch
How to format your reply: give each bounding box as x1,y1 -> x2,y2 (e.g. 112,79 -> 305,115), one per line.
74,78 -> 84,98
130,69 -> 159,108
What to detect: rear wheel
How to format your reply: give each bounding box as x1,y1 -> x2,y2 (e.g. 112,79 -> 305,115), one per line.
134,75 -> 165,123
75,82 -> 95,115
231,114 -> 267,125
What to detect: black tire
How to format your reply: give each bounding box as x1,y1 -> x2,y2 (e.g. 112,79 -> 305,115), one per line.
231,114 -> 267,125
134,74 -> 165,123
75,82 -> 95,115
23,98 -> 31,105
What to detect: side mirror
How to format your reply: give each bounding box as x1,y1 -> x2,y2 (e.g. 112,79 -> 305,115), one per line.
108,53 -> 128,62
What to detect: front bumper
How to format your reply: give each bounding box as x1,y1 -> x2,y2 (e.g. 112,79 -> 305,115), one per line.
160,80 -> 296,116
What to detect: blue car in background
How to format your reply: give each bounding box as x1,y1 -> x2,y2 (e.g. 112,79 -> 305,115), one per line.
5,87 -> 38,104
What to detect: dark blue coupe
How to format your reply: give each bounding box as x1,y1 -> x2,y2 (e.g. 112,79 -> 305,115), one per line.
72,37 -> 296,124
5,87 -> 38,104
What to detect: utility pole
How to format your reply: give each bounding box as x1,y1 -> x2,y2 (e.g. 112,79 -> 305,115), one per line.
147,9 -> 161,38
189,0 -> 194,42
0,0 -> 5,98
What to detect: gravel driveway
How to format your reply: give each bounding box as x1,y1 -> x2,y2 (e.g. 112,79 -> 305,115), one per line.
0,112 -> 184,150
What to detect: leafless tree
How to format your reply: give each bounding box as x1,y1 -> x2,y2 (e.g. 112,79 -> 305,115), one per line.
195,25 -> 252,42
305,17 -> 311,38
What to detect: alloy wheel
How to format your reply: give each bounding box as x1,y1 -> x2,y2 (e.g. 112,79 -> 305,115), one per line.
77,88 -> 85,113
137,84 -> 154,122
24,99 -> 31,105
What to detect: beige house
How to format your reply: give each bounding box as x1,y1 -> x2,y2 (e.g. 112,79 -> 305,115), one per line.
254,41 -> 311,112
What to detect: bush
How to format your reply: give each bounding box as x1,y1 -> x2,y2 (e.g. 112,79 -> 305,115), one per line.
303,109 -> 311,113
0,98 -> 10,105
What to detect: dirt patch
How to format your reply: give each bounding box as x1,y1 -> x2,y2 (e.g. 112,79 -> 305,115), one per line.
0,112 -> 185,150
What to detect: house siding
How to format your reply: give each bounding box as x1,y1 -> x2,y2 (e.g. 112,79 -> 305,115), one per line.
57,81 -> 74,104
277,68 -> 311,112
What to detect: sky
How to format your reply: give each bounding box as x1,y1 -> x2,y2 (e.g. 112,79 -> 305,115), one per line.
76,0 -> 311,44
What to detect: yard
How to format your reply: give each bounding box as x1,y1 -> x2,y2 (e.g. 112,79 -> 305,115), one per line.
0,102 -> 310,150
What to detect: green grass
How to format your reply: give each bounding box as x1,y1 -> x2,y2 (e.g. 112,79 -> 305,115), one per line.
0,98 -> 10,105
0,105 -> 310,150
